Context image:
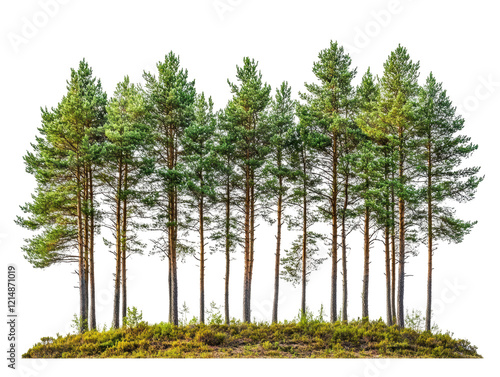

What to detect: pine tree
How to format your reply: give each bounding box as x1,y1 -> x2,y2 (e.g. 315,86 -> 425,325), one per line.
300,41 -> 357,322
377,45 -> 420,327
211,111 -> 242,325
100,76 -> 152,328
415,73 -> 483,331
261,82 -> 297,323
224,57 -> 271,322
281,110 -> 328,315
17,59 -> 107,332
355,68 -> 395,323
181,93 -> 219,324
144,52 -> 196,325
336,122 -> 360,322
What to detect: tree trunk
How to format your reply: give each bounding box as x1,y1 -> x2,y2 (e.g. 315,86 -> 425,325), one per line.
397,146 -> 405,328
83,168 -> 89,323
76,167 -> 87,333
243,164 -> 251,323
341,173 -> 348,322
199,194 -> 205,324
248,179 -> 255,322
224,179 -> 231,325
272,180 -> 283,323
169,188 -> 179,325
121,164 -> 128,323
385,222 -> 392,325
362,207 -> 370,320
425,143 -> 433,332
390,171 -> 397,324
168,252 -> 172,323
112,160 -> 122,329
301,165 -> 307,316
384,161 -> 392,326
330,134 -> 338,323
89,167 -> 96,330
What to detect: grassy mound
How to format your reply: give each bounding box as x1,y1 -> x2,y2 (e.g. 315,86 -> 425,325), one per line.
23,319 -> 480,358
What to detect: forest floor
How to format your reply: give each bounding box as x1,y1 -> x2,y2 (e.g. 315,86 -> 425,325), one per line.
23,317 -> 481,358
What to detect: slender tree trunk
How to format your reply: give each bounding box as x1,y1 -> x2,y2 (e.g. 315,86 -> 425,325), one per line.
390,171 -> 397,323
224,179 -> 231,325
384,161 -> 392,326
89,167 -> 96,330
76,167 -> 87,333
362,207 -> 370,320
168,252 -> 172,323
331,134 -> 338,323
169,188 -> 179,325
112,160 -> 122,329
248,179 -> 255,322
341,173 -> 348,322
165,128 -> 179,326
397,145 -> 405,328
83,167 -> 89,323
243,165 -> 250,323
121,163 -> 128,323
301,161 -> 307,315
425,144 -> 433,332
199,194 -> 205,324
272,178 -> 283,323
385,222 -> 392,325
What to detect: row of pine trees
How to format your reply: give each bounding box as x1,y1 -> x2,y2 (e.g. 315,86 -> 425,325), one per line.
17,42 -> 482,333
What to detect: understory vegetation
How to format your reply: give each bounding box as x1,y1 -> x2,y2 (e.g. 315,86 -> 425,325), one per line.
24,310 -> 480,359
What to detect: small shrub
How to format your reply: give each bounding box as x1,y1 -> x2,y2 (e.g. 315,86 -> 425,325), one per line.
195,327 -> 226,346
70,314 -> 88,334
207,302 -> 223,325
123,307 -> 144,329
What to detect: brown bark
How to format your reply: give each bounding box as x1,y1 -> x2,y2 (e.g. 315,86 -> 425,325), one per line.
199,193 -> 205,324
243,163 -> 250,323
224,180 -> 231,325
76,166 -> 87,333
248,180 -> 255,321
397,143 -> 405,328
341,172 -> 348,322
165,125 -> 179,326
121,163 -> 128,323
168,252 -> 172,323
112,159 -> 122,329
330,134 -> 338,323
362,207 -> 370,320
272,177 -> 283,323
385,223 -> 392,325
425,143 -> 433,332
83,168 -> 89,323
390,172 -> 397,323
89,167 -> 96,330
169,188 -> 179,325
301,160 -> 307,315
384,161 -> 392,326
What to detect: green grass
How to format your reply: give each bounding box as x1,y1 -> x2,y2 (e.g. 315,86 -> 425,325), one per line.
23,318 -> 480,358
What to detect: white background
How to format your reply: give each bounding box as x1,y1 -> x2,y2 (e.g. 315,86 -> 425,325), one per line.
0,0 -> 498,376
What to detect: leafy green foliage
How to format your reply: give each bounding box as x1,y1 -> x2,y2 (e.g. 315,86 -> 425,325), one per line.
207,302 -> 224,325
405,309 -> 439,333
123,307 -> 144,329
